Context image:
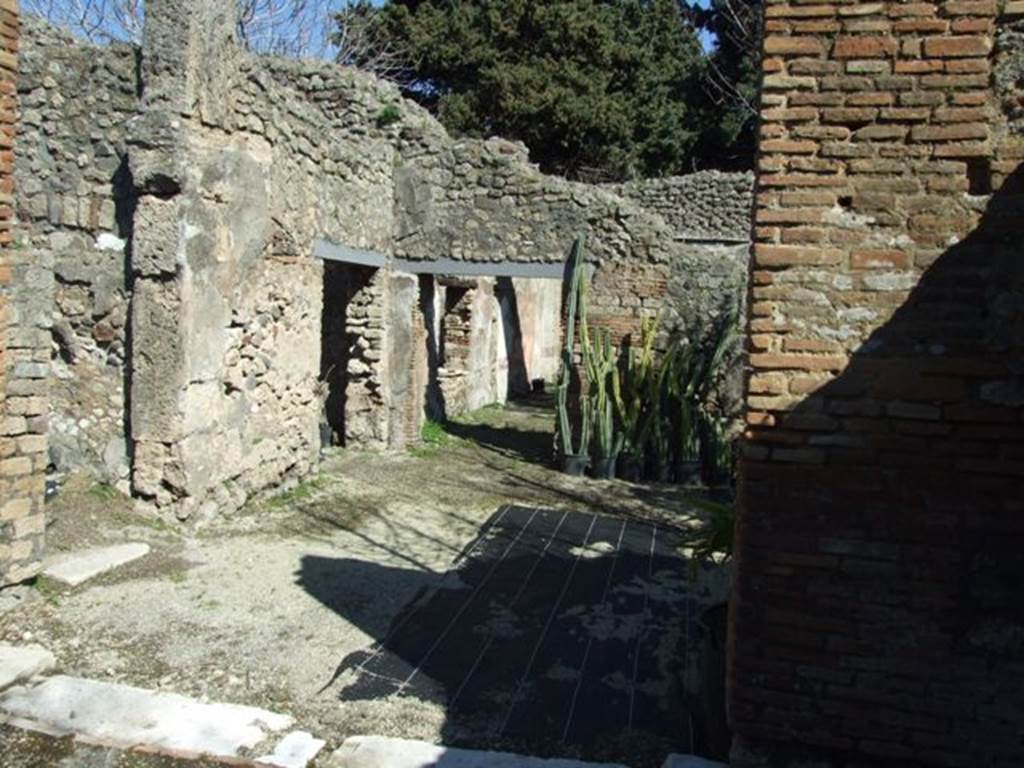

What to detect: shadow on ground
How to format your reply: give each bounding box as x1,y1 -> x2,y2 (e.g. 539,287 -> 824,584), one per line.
299,505 -> 723,767
444,392 -> 558,467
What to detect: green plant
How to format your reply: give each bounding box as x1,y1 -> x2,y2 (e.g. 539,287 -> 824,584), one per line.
666,303 -> 741,467
613,315 -> 659,456
699,411 -> 735,485
555,236 -> 591,458
666,342 -> 702,462
689,498 -> 735,574
421,419 -> 448,445
266,476 -> 327,509
87,483 -> 122,502
375,103 -> 401,126
31,575 -> 63,606
581,317 -> 622,460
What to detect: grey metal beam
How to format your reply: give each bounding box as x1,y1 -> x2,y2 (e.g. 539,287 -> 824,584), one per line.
393,256 -> 565,279
313,240 -> 387,268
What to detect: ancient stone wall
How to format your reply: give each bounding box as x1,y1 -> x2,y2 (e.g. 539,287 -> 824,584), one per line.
14,4 -> 756,520
16,17 -> 137,487
125,0 -> 340,520
394,138 -> 754,353
0,0 -> 46,587
731,2 -> 1024,766
610,171 -> 755,242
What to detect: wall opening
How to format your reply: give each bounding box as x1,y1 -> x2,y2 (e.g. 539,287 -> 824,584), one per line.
320,261 -> 376,448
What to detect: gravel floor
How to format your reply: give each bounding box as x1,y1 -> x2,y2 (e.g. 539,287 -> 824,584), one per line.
0,400 -> 727,767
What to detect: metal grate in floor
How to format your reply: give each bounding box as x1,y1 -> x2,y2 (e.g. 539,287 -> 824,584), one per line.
335,505 -> 699,757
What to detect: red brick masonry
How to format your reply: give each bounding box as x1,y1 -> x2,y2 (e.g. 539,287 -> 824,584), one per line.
731,1 -> 1024,766
0,0 -> 43,587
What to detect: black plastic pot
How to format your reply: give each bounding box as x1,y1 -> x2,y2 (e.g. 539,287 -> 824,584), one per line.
647,460 -> 672,483
562,454 -> 590,476
319,421 -> 333,450
699,602 -> 731,760
675,459 -> 702,486
591,456 -> 617,480
618,454 -> 643,482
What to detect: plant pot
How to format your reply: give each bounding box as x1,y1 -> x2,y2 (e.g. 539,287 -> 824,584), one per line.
591,456 -> 617,480
618,454 -> 643,482
319,421 -> 333,450
675,459 -> 702,486
647,460 -> 672,483
562,454 -> 590,476
699,602 -> 731,760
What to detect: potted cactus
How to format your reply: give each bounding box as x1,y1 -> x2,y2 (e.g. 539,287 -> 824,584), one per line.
555,236 -> 591,475
584,326 -> 622,479
699,410 -> 735,489
666,342 -> 703,485
612,316 -> 658,482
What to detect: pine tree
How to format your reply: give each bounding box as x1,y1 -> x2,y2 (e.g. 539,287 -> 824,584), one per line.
354,0 -> 708,180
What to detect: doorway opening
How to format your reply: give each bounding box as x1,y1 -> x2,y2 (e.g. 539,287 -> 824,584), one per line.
320,261 -> 379,448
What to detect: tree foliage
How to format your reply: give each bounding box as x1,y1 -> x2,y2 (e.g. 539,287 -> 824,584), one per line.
356,0 -> 709,181
686,0 -> 763,170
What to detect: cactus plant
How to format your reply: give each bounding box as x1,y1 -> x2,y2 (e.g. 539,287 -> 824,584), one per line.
582,322 -> 621,460
665,302 -> 741,478
555,236 -> 590,463
613,315 -> 659,456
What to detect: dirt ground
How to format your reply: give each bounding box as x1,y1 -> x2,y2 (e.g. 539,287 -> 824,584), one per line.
0,399 -> 727,767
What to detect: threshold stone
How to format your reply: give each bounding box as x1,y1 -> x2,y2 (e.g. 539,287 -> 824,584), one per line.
0,644 -> 55,691
43,542 -> 151,586
0,675 -> 313,765
661,756 -> 728,768
329,735 -> 630,768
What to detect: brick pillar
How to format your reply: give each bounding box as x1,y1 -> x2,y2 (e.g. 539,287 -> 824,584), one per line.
730,2 -> 1024,766
0,0 -> 46,587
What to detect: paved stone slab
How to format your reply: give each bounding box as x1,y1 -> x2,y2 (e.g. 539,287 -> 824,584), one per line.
329,735 -> 629,768
661,756 -> 727,768
0,644 -> 55,691
258,730 -> 326,768
43,543 -> 151,586
0,675 -> 294,763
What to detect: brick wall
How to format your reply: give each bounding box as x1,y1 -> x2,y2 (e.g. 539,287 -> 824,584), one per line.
0,0 -> 45,588
731,2 -> 1024,766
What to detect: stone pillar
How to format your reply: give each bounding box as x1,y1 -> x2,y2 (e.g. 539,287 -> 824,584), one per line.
730,2 -> 1024,766
128,0 -> 274,519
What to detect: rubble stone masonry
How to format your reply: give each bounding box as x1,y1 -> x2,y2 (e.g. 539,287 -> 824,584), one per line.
15,5 -> 756,523
0,0 -> 46,587
731,1 -> 1024,766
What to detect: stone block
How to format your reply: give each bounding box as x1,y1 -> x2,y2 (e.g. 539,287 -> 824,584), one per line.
0,644 -> 55,691
256,731 -> 326,768
328,737 -> 628,768
130,278 -> 184,440
661,757 -> 727,768
0,675 -> 295,763
43,543 -> 151,587
131,196 -> 184,276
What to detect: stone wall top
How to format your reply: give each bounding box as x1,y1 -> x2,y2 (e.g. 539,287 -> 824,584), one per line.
609,170 -> 755,242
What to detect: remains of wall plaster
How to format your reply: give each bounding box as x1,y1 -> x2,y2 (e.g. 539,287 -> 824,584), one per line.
16,2 -> 756,520
731,2 -> 1024,766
